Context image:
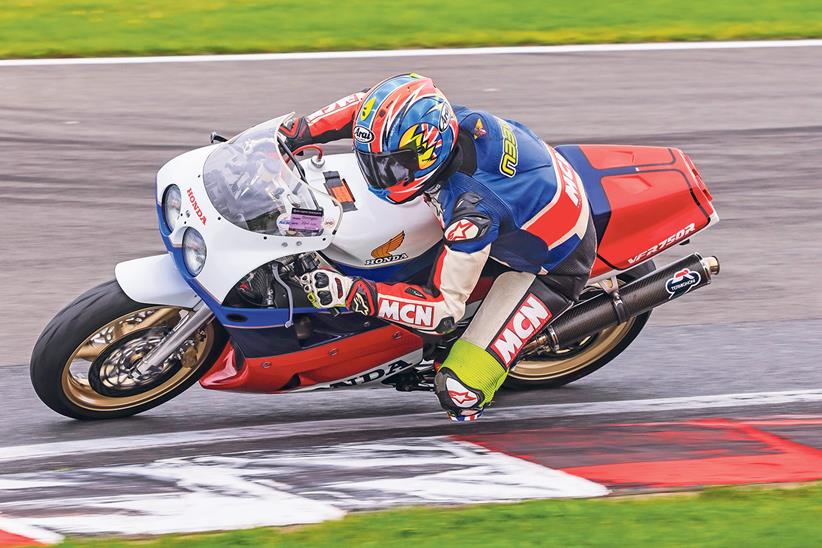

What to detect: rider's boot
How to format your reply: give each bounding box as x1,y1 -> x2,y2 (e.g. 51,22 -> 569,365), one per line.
434,339 -> 507,422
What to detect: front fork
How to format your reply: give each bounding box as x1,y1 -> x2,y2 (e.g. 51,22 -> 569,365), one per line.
131,301 -> 214,376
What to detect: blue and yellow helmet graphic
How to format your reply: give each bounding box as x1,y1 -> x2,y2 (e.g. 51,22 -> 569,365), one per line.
353,74 -> 459,204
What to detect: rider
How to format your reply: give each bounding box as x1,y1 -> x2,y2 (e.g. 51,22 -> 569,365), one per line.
287,74 -> 596,421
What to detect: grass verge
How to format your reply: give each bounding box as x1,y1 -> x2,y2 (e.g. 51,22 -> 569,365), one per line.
60,483 -> 822,547
2,1 -> 822,59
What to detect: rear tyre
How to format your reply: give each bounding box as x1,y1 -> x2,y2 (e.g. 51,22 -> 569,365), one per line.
505,261 -> 656,389
30,280 -> 228,420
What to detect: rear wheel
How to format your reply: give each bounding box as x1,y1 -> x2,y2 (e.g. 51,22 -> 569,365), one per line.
505,261 -> 655,389
30,280 -> 227,420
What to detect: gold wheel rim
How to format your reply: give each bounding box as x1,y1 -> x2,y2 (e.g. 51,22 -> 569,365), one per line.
509,317 -> 636,381
61,306 -> 214,411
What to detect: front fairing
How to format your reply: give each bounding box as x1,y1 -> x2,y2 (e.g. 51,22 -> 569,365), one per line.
156,115 -> 342,310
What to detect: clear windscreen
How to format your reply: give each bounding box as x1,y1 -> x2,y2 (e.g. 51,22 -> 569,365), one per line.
202,118 -> 341,237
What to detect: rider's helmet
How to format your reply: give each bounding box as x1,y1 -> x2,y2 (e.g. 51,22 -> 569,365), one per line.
353,74 -> 459,204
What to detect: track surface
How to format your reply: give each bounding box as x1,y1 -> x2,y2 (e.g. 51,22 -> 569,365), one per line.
1,46 -> 821,459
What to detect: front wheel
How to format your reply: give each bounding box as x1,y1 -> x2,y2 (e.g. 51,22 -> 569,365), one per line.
30,280 -> 228,420
505,261 -> 655,389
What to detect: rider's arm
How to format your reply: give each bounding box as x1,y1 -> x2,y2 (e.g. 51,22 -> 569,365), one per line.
281,92 -> 366,149
346,193 -> 499,334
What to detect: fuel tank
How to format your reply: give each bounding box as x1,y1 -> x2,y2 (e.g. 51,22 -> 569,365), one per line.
303,153 -> 443,281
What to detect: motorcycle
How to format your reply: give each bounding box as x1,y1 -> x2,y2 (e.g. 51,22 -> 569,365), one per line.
30,114 -> 720,420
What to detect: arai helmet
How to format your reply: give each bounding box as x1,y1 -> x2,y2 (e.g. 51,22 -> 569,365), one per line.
353,74 -> 459,204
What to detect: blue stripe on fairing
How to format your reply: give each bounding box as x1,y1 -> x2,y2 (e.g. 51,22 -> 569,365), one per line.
156,202 -> 175,252
159,231 -> 321,328
160,229 -> 440,328
332,243 -> 441,282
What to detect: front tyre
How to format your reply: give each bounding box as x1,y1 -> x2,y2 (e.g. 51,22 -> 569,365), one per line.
30,280 -> 227,420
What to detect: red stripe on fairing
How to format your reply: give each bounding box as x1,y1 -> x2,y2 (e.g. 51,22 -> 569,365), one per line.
200,325 -> 423,392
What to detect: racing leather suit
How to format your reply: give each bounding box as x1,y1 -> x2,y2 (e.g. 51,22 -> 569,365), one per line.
286,93 -> 597,417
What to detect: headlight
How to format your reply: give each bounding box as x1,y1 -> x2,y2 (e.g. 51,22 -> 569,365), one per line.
182,228 -> 207,276
162,185 -> 182,231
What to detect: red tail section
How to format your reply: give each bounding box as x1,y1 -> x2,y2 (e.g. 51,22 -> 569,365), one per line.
555,145 -> 717,278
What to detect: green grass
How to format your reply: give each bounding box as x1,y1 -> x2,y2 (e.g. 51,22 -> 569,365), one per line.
2,1 -> 822,59
60,483 -> 822,547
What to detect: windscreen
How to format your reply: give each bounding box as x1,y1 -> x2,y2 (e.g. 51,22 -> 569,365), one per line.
202,119 -> 340,237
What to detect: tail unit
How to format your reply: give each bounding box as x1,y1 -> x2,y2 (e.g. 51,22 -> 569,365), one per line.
555,144 -> 718,280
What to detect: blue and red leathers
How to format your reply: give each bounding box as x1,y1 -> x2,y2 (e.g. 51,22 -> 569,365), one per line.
286,92 -> 597,418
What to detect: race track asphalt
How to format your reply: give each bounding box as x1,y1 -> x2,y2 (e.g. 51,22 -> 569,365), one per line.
0,46 -> 821,461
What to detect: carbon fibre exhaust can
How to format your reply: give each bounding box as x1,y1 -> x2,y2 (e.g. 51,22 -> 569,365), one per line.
543,253 -> 719,350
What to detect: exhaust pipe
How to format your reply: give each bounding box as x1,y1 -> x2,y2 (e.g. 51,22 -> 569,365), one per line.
533,253 -> 719,351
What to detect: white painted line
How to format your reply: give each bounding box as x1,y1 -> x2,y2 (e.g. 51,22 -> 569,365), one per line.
1,40 -> 822,67
2,464 -> 343,535
0,438 -> 604,535
1,389 -> 820,464
0,516 -> 63,545
323,439 -> 609,502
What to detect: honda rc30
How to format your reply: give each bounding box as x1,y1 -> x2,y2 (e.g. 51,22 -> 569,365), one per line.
30,114 -> 720,419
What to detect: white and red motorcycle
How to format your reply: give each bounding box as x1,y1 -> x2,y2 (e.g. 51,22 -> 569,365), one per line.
30,115 -> 720,420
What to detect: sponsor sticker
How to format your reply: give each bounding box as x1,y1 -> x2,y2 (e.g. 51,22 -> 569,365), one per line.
354,126 -> 375,143
445,219 -> 480,241
628,223 -> 697,265
276,214 -> 291,235
306,92 -> 364,123
446,377 -> 479,408
472,118 -> 487,139
377,297 -> 435,328
665,268 -> 702,299
364,254 -> 408,266
329,359 -> 413,388
186,187 -> 207,225
489,294 -> 552,366
498,118 -> 518,177
371,231 -> 404,258
365,232 -> 408,265
553,153 -> 582,208
439,104 -> 453,131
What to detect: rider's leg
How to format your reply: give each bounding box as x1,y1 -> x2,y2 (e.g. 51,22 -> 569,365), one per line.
434,218 -> 597,421
433,272 -> 571,420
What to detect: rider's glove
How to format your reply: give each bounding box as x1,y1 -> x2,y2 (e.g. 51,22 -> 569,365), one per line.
300,269 -> 353,308
280,116 -> 312,152
301,270 -> 379,316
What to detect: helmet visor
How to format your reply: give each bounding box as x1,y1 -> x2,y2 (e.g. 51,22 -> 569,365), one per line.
355,148 -> 419,190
